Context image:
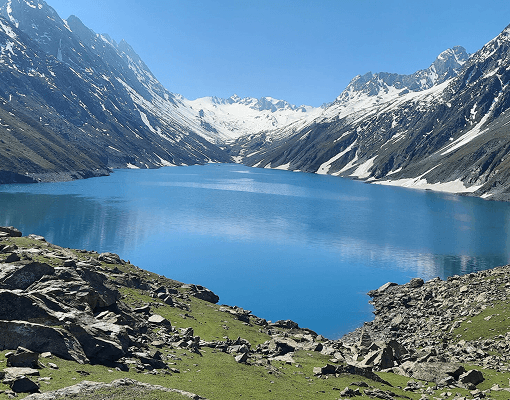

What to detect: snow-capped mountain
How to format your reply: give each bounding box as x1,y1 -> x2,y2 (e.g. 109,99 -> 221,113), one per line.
0,0 -> 231,182
232,28 -> 510,201
183,94 -> 322,143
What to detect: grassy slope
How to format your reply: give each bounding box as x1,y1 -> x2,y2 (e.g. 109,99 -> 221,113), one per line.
2,237 -> 510,399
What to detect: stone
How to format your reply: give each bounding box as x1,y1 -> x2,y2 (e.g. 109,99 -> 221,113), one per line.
376,282 -> 398,294
313,364 -> 337,376
0,321 -> 87,363
235,353 -> 249,363
98,253 -> 123,264
10,377 -> 39,393
66,324 -> 125,364
459,369 -> 484,386
271,320 -> 299,329
4,253 -> 20,263
183,284 -> 219,304
407,278 -> 425,288
0,226 -> 22,237
148,314 -> 171,327
339,387 -> 359,397
0,261 -> 54,290
4,367 -> 40,379
358,329 -> 372,349
404,362 -> 466,383
7,347 -> 40,369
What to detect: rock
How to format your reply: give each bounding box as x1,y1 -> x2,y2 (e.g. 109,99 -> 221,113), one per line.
48,363 -> 58,369
271,320 -> 299,329
4,253 -> 21,263
374,282 -> 398,295
459,369 -> 484,386
336,364 -> 391,385
339,387 -> 360,397
3,367 -> 40,379
0,226 -> 22,237
148,314 -> 171,327
7,347 -> 40,369
403,362 -> 466,383
10,376 -> 39,393
0,321 -> 87,363
0,290 -> 59,324
66,324 -> 125,364
407,278 -> 424,288
183,284 -> 219,304
235,353 -> 248,363
98,253 -> 123,264
0,261 -> 54,290
28,234 -> 45,241
358,329 -> 372,349
313,364 -> 337,376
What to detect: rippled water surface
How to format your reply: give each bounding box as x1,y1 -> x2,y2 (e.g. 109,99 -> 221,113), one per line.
2,164 -> 510,337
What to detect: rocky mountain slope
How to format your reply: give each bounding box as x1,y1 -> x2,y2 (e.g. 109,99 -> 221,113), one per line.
0,0 -> 231,183
232,26 -> 510,201
2,227 -> 510,399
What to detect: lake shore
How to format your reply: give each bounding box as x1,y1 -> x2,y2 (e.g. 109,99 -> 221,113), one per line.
1,226 -> 510,399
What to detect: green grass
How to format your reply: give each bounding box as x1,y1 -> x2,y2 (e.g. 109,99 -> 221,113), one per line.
452,301 -> 510,341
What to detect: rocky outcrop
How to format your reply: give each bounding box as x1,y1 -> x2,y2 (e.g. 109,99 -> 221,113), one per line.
0,227 -> 219,370
23,378 -> 209,400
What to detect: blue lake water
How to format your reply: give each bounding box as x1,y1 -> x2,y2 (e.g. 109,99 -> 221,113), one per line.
1,163 -> 510,338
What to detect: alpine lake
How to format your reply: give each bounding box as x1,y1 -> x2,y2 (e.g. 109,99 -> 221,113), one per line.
1,163 -> 510,338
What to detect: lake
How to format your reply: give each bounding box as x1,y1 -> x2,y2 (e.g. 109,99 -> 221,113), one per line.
1,163 -> 510,338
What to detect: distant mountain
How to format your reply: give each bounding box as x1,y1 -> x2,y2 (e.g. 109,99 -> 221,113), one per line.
184,94 -> 321,143
232,27 -> 510,201
0,0 -> 230,182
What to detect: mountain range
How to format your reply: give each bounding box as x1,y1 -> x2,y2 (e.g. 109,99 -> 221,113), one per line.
1,0 -> 510,202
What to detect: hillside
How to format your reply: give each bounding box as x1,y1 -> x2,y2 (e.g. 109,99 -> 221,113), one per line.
0,0 -> 231,183
0,226 -> 510,399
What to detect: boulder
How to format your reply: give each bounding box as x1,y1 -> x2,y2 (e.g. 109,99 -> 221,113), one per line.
7,347 -> 40,369
98,252 -> 123,264
10,376 -> 39,393
183,284 -> 219,304
0,226 -> 22,237
235,353 -> 249,363
4,253 -> 21,263
407,278 -> 425,288
66,324 -> 125,364
148,314 -> 171,327
402,361 -> 466,383
0,290 -> 59,324
313,364 -> 337,376
0,261 -> 54,290
3,367 -> 40,379
271,320 -> 299,329
459,369 -> 484,386
0,320 -> 87,363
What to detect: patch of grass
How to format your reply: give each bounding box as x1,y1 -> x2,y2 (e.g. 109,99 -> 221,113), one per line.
50,387 -> 192,400
452,301 -> 510,341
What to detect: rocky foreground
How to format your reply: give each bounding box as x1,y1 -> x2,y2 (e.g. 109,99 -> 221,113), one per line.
1,226 -> 510,399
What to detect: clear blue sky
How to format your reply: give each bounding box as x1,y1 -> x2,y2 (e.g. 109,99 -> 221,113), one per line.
47,0 -> 510,106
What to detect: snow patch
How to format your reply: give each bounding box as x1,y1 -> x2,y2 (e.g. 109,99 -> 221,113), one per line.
375,177 -> 482,194
274,163 -> 290,170
317,140 -> 357,175
350,156 -> 377,179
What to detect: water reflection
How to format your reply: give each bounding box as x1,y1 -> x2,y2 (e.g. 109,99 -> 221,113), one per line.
1,164 -> 510,337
